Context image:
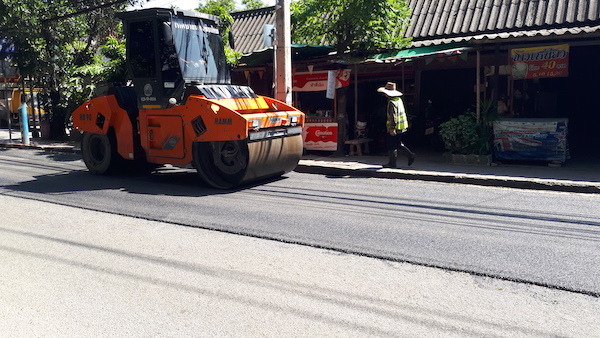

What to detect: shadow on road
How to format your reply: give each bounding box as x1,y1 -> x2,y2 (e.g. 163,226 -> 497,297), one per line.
4,165 -> 287,197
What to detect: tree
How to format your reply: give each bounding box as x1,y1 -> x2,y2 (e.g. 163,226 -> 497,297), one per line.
242,0 -> 267,10
0,0 -> 139,139
291,0 -> 412,56
198,0 -> 236,13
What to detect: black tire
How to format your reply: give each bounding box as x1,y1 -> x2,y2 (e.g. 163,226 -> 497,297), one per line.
81,131 -> 122,175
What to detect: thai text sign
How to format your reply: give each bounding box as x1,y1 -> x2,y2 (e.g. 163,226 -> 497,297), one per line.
510,44 -> 569,80
293,69 -> 351,92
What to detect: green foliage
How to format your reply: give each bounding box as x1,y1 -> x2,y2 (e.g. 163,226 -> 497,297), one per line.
439,113 -> 482,155
439,102 -> 496,155
291,0 -> 412,56
198,0 -> 236,13
99,35 -> 127,84
66,34 -> 126,114
241,0 -> 267,10
0,0 -> 131,136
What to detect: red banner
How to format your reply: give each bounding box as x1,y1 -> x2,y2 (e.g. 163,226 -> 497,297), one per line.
293,69 -> 351,92
510,44 -> 569,80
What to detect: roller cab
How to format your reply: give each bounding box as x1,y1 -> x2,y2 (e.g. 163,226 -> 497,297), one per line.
72,8 -> 304,189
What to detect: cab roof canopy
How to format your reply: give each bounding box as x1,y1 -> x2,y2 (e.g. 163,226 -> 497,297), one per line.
116,7 -> 220,25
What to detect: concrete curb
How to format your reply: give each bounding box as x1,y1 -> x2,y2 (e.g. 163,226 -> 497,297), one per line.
0,142 -> 81,154
295,161 -> 600,194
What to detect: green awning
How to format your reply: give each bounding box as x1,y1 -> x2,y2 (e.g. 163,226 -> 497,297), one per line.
370,43 -> 471,62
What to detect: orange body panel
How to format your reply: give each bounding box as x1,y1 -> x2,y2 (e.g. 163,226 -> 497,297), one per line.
193,95 -> 305,133
72,95 -> 136,160
214,96 -> 270,112
72,96 -> 114,135
138,107 -> 192,165
184,96 -> 250,141
73,93 -> 304,167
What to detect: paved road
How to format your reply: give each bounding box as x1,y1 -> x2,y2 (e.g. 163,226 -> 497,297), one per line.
1,149 -> 599,296
2,193 -> 600,336
1,148 -> 600,335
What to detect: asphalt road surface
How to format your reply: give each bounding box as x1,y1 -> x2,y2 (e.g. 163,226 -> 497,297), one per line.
1,148 -> 599,336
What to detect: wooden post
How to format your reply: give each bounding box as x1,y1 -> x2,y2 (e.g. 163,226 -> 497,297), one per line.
476,49 -> 481,123
275,0 -> 292,105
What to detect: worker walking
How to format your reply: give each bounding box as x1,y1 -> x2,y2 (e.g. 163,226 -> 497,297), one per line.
377,82 -> 415,168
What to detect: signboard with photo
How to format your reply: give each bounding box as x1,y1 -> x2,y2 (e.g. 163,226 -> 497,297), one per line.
510,44 -> 569,80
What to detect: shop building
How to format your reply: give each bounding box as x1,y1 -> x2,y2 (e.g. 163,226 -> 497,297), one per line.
232,1 -> 600,159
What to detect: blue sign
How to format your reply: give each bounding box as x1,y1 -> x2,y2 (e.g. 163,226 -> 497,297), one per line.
0,38 -> 15,60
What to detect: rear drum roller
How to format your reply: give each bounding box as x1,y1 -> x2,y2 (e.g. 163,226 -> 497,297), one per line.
193,134 -> 303,189
81,131 -> 123,175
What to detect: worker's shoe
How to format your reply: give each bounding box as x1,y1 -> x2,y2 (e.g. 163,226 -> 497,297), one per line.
400,144 -> 416,166
383,150 -> 397,168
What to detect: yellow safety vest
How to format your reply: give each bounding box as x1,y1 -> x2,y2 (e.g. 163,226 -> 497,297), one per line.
386,97 -> 408,132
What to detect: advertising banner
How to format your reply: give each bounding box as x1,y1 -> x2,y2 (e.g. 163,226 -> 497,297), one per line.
293,69 -> 351,92
493,118 -> 569,162
510,44 -> 569,80
302,122 -> 338,151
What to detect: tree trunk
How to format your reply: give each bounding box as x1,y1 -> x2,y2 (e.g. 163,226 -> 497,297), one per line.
49,90 -> 66,140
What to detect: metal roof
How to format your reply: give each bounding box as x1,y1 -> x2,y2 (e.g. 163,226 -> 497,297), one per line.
406,0 -> 600,46
231,1 -> 600,55
231,6 -> 276,54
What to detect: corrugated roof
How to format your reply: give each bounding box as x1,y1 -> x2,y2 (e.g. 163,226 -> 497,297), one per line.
231,6 -> 276,54
231,1 -> 600,55
407,0 -> 600,46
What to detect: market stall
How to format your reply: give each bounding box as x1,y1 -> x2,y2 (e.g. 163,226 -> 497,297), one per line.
492,44 -> 571,163
295,69 -> 351,151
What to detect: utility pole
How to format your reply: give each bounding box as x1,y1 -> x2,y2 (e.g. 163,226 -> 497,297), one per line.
2,63 -> 12,142
274,0 -> 292,105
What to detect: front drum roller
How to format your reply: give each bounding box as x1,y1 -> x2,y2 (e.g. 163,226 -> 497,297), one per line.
193,134 -> 303,189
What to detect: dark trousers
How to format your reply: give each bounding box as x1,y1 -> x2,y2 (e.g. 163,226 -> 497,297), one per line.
387,132 -> 415,158
387,132 -> 404,151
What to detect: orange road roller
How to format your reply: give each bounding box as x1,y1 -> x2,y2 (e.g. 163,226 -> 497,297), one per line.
72,8 -> 304,189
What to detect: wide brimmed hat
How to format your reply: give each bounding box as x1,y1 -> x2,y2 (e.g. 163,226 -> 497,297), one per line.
377,82 -> 403,97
